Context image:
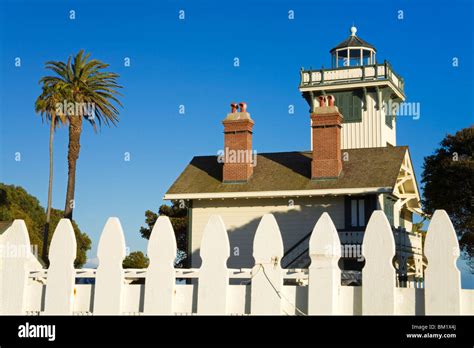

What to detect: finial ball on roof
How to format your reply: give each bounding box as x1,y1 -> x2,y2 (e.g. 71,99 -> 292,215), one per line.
350,26 -> 357,36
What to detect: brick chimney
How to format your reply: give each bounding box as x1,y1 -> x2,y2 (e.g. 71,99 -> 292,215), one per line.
311,95 -> 343,179
222,102 -> 254,182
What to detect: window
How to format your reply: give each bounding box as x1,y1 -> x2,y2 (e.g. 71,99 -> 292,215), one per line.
333,91 -> 362,123
345,195 -> 376,230
351,199 -> 365,227
337,56 -> 347,67
349,49 -> 362,66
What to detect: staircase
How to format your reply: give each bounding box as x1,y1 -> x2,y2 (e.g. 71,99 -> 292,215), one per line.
281,227 -> 423,286
281,229 -> 367,269
281,232 -> 311,269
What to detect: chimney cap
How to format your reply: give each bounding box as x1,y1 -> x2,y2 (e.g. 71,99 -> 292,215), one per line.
223,101 -> 253,122
223,112 -> 253,122
239,102 -> 247,113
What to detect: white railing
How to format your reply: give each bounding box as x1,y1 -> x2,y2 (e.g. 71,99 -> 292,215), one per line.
300,61 -> 405,93
338,229 -> 422,253
0,210 -> 472,315
393,229 -> 423,254
282,227 -> 421,269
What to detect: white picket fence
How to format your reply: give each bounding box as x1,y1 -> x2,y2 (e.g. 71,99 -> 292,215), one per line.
0,210 -> 473,315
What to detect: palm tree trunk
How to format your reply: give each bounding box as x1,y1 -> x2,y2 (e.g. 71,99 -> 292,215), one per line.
41,116 -> 55,262
64,116 -> 83,219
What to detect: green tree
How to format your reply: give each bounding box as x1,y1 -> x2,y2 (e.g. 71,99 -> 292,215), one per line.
123,251 -> 149,269
40,50 -> 122,219
140,201 -> 188,267
460,231 -> 474,273
421,126 -> 474,266
35,82 -> 67,261
0,183 -> 91,267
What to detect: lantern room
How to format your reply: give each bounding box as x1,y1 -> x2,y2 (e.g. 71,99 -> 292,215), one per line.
330,26 -> 376,68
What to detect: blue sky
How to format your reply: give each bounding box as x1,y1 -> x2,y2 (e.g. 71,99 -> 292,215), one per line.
0,0 -> 473,282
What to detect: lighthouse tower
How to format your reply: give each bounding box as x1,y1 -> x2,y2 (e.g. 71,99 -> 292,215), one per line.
299,27 -> 405,149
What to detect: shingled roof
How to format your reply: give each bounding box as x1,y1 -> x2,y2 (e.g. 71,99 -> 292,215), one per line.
330,34 -> 376,53
165,146 -> 409,199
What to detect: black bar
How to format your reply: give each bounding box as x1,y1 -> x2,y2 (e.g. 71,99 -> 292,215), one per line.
0,315 -> 472,346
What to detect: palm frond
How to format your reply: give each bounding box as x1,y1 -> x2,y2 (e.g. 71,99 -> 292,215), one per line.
37,50 -> 123,131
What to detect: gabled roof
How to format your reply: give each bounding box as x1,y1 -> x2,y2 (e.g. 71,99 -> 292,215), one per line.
393,149 -> 423,215
330,35 -> 376,53
165,146 -> 410,200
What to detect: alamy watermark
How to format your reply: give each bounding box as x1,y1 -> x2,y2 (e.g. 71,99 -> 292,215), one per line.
217,148 -> 257,167
55,100 -> 96,120
0,243 -> 38,259
384,99 -> 420,120
18,322 -> 55,341
324,243 -> 365,261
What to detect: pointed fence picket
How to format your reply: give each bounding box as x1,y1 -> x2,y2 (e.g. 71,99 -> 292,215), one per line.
93,218 -> 126,315
197,215 -> 230,314
0,220 -> 31,314
144,216 -> 177,314
250,214 -> 284,315
0,209 -> 472,316
308,212 -> 341,315
44,219 -> 77,315
424,210 -> 461,315
362,211 -> 396,315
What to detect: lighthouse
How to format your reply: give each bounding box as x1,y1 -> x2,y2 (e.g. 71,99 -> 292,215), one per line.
299,26 -> 405,150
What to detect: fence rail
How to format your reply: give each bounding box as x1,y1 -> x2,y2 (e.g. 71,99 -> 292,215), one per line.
0,210 -> 472,315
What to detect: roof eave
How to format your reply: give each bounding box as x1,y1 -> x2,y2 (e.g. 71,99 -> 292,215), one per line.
164,186 -> 394,201
330,37 -> 376,53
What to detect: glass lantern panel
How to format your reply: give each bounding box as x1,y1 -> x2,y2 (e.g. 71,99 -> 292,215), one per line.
362,51 -> 370,65
338,56 -> 348,67
337,49 -> 349,57
349,49 -> 361,66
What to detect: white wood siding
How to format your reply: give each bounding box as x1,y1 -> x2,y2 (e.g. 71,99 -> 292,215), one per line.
190,197 -> 345,268
381,106 -> 397,147
340,93 -> 397,149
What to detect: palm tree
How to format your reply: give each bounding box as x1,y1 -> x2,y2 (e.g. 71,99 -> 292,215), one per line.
35,82 -> 67,261
40,50 -> 122,219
